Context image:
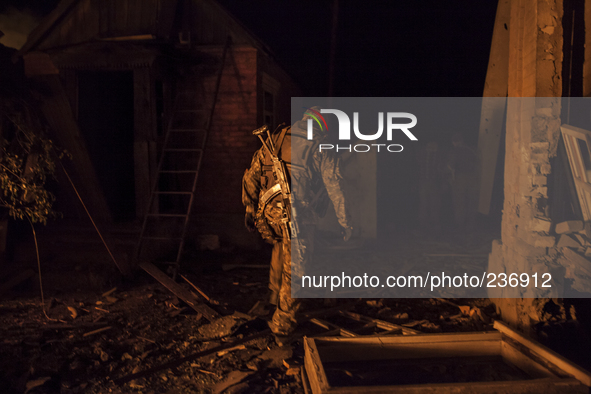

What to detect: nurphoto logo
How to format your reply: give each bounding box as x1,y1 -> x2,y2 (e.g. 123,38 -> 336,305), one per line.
305,108 -> 418,152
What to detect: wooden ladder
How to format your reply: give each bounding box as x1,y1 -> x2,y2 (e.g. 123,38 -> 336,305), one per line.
135,39 -> 231,278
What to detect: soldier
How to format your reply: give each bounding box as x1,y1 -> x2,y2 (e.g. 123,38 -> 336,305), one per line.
242,107 -> 352,341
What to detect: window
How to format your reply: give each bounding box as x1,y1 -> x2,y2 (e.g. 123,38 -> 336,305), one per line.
262,73 -> 280,129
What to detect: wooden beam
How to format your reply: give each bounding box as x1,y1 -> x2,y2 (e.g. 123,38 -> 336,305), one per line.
139,262 -> 219,322
494,321 -> 591,387
338,310 -> 420,335
31,73 -> 132,276
477,0 -> 511,215
34,74 -> 112,223
16,0 -> 81,57
133,67 -> 157,218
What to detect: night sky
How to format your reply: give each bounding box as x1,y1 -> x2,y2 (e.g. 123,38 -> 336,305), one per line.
2,0 -> 498,97
217,0 -> 498,96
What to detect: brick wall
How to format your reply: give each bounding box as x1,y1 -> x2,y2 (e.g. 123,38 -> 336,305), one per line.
192,46 -> 259,215
488,0 -> 564,333
186,46 -> 300,248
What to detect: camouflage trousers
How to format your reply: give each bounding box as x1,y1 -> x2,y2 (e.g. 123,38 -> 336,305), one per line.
268,225 -> 314,336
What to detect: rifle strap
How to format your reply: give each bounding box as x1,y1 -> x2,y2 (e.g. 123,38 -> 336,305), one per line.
273,126 -> 289,157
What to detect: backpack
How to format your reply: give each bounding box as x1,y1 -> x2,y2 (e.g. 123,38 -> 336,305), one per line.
254,124 -> 319,242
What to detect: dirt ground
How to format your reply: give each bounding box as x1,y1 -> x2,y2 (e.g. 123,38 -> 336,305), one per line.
1,229 -> 589,393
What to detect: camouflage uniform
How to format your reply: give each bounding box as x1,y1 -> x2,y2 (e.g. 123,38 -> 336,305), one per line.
242,118 -> 350,336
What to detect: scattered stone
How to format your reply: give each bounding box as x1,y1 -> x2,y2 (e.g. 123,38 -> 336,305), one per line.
533,235 -> 555,248
283,359 -> 298,369
67,306 -> 77,319
25,377 -> 51,393
217,344 -> 246,357
212,370 -> 254,394
286,367 -> 300,376
532,217 -> 552,232
557,234 -> 581,248
197,314 -> 246,340
555,220 -> 584,234
574,233 -> 588,246
101,287 -> 117,297
366,300 -> 383,308
257,346 -> 293,368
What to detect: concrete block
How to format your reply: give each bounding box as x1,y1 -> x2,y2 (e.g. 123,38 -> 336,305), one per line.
530,141 -> 550,151
514,237 -> 547,257
532,175 -> 547,186
574,233 -> 587,246
531,151 -> 549,160
555,220 -> 584,234
526,186 -> 548,197
560,247 -> 591,277
531,217 -> 552,232
557,234 -> 581,248
533,235 -> 556,248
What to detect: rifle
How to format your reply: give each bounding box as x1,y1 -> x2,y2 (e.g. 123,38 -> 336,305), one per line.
252,125 -> 299,241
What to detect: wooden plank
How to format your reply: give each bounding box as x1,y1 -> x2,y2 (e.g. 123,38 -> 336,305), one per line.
501,339 -> 555,379
338,310 -> 420,335
134,67 -> 156,218
134,141 -> 150,218
304,337 -> 330,394
314,339 -> 502,364
157,0 -> 178,38
60,69 -> 78,118
81,0 -> 99,43
311,378 -> 586,394
311,330 -> 502,344
308,318 -> 357,338
17,0 -> 80,55
139,261 -> 219,322
34,74 -> 112,223
477,0 -> 511,215
494,321 -> 591,386
98,0 -> 109,36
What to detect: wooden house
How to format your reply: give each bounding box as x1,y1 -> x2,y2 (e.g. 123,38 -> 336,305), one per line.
17,0 -> 301,264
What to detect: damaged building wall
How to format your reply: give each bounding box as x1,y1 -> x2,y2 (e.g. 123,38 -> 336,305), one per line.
15,0 -> 302,256
488,0 -> 566,332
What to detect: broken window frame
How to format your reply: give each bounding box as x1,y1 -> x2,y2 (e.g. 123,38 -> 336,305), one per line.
303,320 -> 591,393
560,124 -> 591,221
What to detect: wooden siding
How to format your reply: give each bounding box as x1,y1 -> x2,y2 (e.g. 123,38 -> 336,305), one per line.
34,0 -> 261,52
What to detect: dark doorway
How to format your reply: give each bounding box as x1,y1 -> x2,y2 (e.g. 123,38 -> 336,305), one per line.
78,70 -> 135,222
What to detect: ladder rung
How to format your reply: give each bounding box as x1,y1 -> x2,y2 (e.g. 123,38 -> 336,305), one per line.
141,236 -> 183,241
146,213 -> 189,218
163,148 -> 203,152
153,191 -> 193,195
159,170 -> 198,174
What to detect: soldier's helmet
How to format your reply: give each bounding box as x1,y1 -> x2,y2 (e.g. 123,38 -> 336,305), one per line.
302,106 -> 323,120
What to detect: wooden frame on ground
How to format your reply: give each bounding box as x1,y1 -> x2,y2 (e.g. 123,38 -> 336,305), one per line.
304,320 -> 591,393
